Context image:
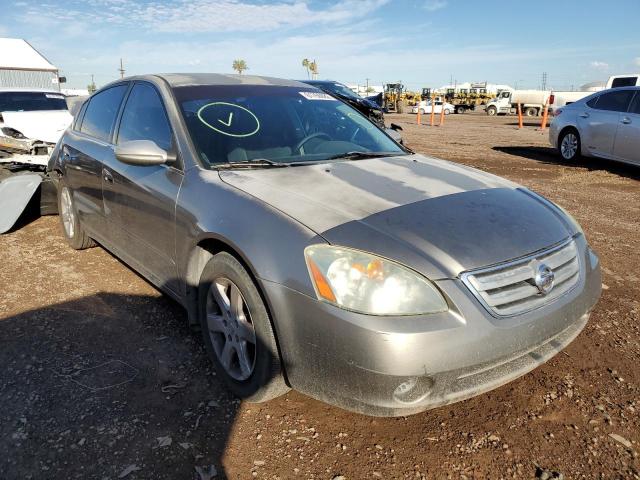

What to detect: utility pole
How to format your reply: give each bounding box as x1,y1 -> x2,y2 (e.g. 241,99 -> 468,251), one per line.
366,78 -> 370,92
541,71 -> 548,91
118,58 -> 125,79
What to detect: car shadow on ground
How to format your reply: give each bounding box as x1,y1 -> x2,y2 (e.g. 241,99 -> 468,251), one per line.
0,290 -> 271,479
493,146 -> 640,180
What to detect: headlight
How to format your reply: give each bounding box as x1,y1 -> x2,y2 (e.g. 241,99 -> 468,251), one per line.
304,245 -> 447,316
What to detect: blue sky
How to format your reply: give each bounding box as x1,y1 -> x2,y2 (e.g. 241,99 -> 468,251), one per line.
1,0 -> 639,91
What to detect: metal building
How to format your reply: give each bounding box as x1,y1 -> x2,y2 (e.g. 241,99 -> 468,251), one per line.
0,38 -> 61,91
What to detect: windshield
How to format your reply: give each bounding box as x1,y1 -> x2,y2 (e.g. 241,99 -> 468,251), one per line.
174,85 -> 404,167
323,82 -> 362,100
0,91 -> 67,112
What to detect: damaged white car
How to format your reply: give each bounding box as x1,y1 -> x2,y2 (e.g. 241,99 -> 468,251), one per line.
0,88 -> 73,232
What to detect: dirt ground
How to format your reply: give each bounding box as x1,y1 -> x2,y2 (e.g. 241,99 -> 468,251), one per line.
1,113 -> 638,480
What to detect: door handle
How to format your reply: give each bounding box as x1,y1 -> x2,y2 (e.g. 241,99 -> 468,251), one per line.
579,112 -> 590,118
103,169 -> 114,184
621,117 -> 632,124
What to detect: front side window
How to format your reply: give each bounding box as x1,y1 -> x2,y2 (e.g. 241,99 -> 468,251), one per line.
117,83 -> 172,151
627,92 -> 640,115
0,91 -> 67,111
592,90 -> 635,112
80,85 -> 127,142
174,85 -> 404,167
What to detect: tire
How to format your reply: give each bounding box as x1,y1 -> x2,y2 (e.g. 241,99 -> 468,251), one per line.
198,252 -> 289,402
486,106 -> 497,116
57,177 -> 95,250
444,109 -> 452,115
525,107 -> 537,117
457,107 -> 466,114
558,129 -> 581,162
420,109 -> 426,114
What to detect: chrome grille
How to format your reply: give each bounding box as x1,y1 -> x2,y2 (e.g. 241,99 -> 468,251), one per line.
461,239 -> 580,317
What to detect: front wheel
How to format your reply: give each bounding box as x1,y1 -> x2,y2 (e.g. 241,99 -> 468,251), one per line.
198,252 -> 289,402
558,129 -> 581,162
486,106 -> 497,116
57,178 -> 95,250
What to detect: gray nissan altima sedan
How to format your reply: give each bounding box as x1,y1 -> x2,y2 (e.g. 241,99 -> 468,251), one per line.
49,74 -> 601,416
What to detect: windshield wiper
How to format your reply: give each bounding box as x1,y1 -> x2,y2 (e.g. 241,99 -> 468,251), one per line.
215,158 -> 290,169
326,151 -> 405,161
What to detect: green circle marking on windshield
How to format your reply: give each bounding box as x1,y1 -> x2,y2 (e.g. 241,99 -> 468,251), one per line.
197,102 -> 260,138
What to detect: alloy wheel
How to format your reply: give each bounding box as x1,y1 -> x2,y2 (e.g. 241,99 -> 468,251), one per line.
206,277 -> 257,381
60,187 -> 75,238
561,133 -> 578,160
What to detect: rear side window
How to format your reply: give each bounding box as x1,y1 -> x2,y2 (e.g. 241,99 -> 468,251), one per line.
629,93 -> 640,115
117,83 -> 172,151
80,85 -> 127,142
586,97 -> 599,108
73,102 -> 88,130
591,90 -> 635,112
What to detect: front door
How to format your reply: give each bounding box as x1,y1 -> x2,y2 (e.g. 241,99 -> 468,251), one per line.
105,81 -> 183,293
612,91 -> 640,165
578,89 -> 635,158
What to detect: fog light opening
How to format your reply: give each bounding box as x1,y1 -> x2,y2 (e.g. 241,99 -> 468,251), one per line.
393,376 -> 434,404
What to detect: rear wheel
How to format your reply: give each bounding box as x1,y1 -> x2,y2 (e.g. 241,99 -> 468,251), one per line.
198,252 -> 289,402
456,107 -> 466,114
558,129 -> 581,161
57,178 -> 95,250
525,107 -> 537,117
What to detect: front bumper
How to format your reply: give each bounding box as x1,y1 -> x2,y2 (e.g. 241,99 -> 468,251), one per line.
264,235 -> 601,416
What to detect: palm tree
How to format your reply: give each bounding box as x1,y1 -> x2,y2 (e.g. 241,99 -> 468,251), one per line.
309,60 -> 319,80
302,58 -> 310,78
232,59 -> 248,75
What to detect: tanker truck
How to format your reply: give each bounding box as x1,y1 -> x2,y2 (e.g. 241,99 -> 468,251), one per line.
485,89 -> 593,116
485,89 -> 551,116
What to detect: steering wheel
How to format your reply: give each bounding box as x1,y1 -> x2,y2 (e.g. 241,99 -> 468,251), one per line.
294,132 -> 331,154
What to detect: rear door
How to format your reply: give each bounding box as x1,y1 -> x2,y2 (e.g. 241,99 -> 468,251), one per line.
107,81 -> 183,293
62,84 -> 128,235
612,91 -> 640,165
577,89 -> 635,158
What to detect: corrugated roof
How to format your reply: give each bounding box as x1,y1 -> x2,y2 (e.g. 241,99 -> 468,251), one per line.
0,38 -> 57,71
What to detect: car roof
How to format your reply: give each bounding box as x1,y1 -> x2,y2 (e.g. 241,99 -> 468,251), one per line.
0,87 -> 64,94
299,80 -> 340,85
119,73 -> 312,89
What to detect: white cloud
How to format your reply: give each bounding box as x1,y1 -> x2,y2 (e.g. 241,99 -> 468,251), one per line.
589,60 -> 609,71
23,0 -> 389,33
423,0 -> 447,11
634,57 -> 640,67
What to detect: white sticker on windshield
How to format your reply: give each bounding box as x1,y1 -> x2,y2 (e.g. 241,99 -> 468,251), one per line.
45,94 -> 65,99
299,91 -> 337,101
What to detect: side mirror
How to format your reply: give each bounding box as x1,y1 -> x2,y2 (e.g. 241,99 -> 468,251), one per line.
115,140 -> 170,166
390,123 -> 403,132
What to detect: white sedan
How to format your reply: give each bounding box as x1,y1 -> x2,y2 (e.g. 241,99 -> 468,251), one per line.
411,100 -> 454,115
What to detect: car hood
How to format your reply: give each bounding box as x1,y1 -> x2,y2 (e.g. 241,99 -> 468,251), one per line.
219,155 -> 573,278
0,110 -> 73,143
